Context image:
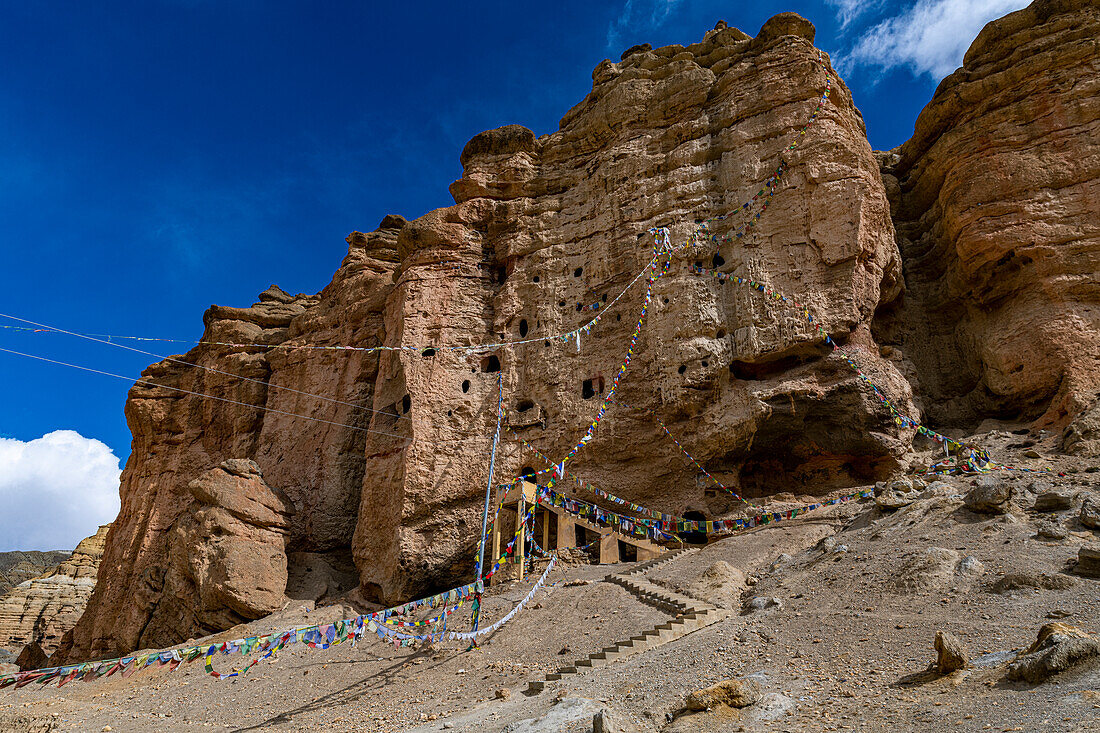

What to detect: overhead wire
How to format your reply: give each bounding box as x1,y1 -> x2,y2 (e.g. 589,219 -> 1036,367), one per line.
0,346 -> 413,442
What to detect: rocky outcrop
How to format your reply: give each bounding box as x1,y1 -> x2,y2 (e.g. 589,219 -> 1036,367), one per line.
879,0 -> 1100,430
155,460 -> 295,633
0,526 -> 108,656
58,14 -> 914,662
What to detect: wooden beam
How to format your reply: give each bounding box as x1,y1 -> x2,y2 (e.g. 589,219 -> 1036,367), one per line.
516,491 -> 526,583
557,515 -> 576,549
599,533 -> 620,564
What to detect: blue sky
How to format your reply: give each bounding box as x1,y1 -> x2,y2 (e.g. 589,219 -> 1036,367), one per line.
0,0 -> 1028,550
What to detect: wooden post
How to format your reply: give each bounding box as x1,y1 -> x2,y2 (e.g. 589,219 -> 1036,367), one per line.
599,532 -> 620,564
516,492 -> 526,583
490,510 -> 501,587
557,514 -> 576,549
541,509 -> 550,551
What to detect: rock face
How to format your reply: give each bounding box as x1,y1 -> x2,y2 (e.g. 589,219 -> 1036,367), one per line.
879,0 -> 1100,430
0,526 -> 108,656
60,14 -> 914,662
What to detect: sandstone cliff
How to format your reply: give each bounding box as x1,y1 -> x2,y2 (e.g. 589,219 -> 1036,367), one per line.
0,526 -> 108,657
58,13 -> 916,663
879,0 -> 1100,433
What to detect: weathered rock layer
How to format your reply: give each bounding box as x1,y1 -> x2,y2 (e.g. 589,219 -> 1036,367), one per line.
0,526 -> 108,656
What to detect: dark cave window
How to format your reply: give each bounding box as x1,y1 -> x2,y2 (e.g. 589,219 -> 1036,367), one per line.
533,275 -> 540,283
519,319 -> 529,337
516,399 -> 535,413
421,348 -> 436,357
716,329 -> 726,339
544,340 -> 551,347
678,365 -> 687,375
582,379 -> 596,399
520,466 -> 537,482
401,394 -> 411,413
663,297 -> 670,304
712,253 -> 725,267
559,300 -> 566,307
574,267 -> 583,277
461,379 -> 471,393
701,360 -> 709,368
481,355 -> 501,373
616,314 -> 621,322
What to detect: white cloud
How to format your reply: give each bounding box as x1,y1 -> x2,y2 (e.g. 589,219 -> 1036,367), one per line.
839,0 -> 1030,80
0,431 -> 120,552
826,0 -> 884,30
606,0 -> 682,53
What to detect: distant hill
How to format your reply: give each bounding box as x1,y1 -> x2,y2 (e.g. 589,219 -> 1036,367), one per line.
0,551 -> 69,595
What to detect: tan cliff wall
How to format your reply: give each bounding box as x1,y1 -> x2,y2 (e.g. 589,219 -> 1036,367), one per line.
0,526 -> 109,656
56,13 -> 915,663
878,0 -> 1100,431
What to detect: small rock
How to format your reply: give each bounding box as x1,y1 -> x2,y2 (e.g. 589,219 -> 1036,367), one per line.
1075,545 -> 1100,578
935,630 -> 968,674
102,728 -> 113,733
1080,495 -> 1100,529
686,678 -> 762,710
746,596 -> 781,612
1033,490 -> 1074,512
1036,519 -> 1068,540
443,724 -> 455,730
964,476 -> 1013,514
496,687 -> 511,700
1024,449 -> 1043,459
1006,623 -> 1100,682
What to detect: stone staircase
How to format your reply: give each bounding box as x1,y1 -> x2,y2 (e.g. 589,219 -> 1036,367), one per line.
525,547 -> 730,695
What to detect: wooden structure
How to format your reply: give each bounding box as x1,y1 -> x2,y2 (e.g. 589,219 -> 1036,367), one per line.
490,481 -> 666,584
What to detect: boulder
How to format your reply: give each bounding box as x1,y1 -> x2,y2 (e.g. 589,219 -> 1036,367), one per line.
964,476 -> 1013,514
15,641 -> 48,672
1006,623 -> 1100,683
685,678 -> 762,710
1032,490 -> 1075,512
935,630 -> 968,674
1075,545 -> 1100,578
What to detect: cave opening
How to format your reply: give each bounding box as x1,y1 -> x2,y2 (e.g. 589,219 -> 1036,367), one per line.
421,348 -> 436,357
679,510 -> 708,545
520,466 -> 536,482
519,319 -> 529,337
516,399 -> 535,412
735,388 -> 896,497
574,267 -> 583,277
461,379 -> 470,393
712,252 -> 725,268
401,394 -> 411,413
481,354 -> 501,373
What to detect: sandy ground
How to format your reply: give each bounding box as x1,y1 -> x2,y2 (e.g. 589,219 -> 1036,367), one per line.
2,429 -> 1098,732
